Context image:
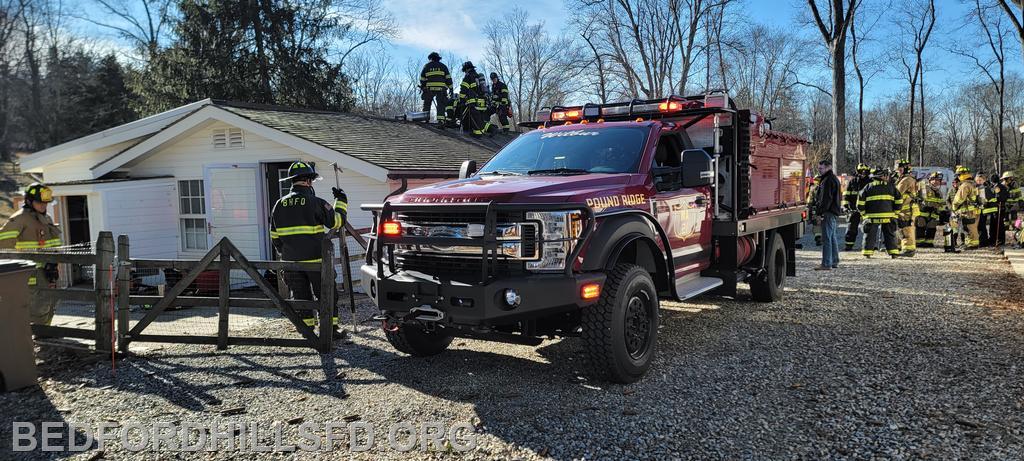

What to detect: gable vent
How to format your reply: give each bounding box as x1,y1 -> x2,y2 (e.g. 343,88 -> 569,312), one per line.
212,127 -> 244,149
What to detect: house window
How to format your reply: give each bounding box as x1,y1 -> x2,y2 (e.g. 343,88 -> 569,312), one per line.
212,127 -> 244,149
277,169 -> 291,197
178,180 -> 208,251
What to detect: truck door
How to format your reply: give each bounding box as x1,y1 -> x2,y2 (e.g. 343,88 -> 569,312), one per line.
650,132 -> 711,280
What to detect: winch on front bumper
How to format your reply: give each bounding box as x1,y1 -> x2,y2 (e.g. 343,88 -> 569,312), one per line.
361,202 -> 602,326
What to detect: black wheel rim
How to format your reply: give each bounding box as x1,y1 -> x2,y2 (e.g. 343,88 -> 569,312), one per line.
773,247 -> 785,288
624,290 -> 653,359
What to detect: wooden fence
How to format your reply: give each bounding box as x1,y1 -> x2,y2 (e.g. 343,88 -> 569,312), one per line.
0,228 -> 365,355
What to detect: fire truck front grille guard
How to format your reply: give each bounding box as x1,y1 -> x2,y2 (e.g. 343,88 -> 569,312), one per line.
365,202 -> 595,284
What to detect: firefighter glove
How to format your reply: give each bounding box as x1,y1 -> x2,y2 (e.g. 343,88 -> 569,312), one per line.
332,187 -> 347,202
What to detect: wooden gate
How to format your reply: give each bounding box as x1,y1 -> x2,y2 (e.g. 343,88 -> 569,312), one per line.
118,236 -> 337,353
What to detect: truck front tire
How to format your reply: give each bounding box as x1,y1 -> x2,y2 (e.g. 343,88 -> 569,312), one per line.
385,324 -> 453,357
581,264 -> 659,383
750,232 -> 786,302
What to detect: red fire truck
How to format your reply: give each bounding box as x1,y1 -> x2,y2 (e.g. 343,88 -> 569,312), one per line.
362,92 -> 808,382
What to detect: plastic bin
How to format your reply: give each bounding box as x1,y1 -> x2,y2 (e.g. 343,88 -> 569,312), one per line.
0,260 -> 39,391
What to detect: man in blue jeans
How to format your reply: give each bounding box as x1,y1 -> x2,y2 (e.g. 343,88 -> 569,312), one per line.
814,159 -> 842,270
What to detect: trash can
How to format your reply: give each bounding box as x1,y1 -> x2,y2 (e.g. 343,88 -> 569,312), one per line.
0,260 -> 39,391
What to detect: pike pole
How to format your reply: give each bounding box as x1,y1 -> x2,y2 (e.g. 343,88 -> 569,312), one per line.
330,162 -> 359,335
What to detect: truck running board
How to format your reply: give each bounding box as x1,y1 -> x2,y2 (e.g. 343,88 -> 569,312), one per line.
675,276 -> 724,301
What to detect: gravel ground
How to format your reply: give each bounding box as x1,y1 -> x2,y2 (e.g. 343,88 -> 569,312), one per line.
3,230 -> 1023,460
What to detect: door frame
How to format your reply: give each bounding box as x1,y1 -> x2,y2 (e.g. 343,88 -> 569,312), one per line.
203,163 -> 268,259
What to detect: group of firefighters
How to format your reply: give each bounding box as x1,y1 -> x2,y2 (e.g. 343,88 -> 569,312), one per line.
809,160 -> 1023,258
418,52 -> 512,136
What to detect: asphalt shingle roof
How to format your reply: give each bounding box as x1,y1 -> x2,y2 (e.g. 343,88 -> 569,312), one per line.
218,103 -> 514,172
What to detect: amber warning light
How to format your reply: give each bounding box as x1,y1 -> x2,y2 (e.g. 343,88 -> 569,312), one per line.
381,220 -> 402,236
581,283 -> 601,300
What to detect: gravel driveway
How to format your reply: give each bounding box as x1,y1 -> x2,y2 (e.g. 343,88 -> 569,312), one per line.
3,234 -> 1023,460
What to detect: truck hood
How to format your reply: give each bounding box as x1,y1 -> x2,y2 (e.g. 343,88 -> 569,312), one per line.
395,174 -> 632,204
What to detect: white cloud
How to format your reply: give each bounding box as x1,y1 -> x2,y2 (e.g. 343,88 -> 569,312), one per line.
387,0 -> 487,59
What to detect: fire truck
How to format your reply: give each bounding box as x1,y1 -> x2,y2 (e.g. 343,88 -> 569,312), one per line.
362,92 -> 808,383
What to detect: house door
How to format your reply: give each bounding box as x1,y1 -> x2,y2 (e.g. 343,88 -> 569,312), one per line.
263,162 -> 294,259
205,165 -> 265,260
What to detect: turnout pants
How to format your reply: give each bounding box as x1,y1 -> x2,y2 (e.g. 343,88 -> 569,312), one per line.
845,211 -> 862,250
422,90 -> 449,123
978,212 -> 990,246
283,269 -> 337,327
462,106 -> 493,137
862,219 -> 900,257
494,105 -> 510,131
964,217 -> 980,248
899,223 -> 916,252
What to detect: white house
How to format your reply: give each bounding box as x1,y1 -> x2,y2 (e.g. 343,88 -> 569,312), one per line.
19,99 -> 511,279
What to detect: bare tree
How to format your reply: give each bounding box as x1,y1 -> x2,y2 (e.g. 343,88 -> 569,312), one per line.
75,0 -> 173,60
951,0 -> 1011,172
849,0 -> 886,164
893,0 -> 935,164
807,0 -> 859,169
331,0 -> 398,69
0,0 -> 25,160
997,0 -> 1024,64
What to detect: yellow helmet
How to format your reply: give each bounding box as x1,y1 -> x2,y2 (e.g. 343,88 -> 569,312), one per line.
24,183 -> 54,203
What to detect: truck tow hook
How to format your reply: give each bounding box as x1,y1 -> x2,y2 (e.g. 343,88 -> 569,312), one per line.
408,305 -> 445,322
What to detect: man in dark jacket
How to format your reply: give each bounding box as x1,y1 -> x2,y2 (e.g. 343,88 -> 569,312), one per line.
420,52 -> 452,126
814,159 -> 843,270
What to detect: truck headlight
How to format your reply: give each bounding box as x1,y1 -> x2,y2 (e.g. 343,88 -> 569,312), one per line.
526,210 -> 584,271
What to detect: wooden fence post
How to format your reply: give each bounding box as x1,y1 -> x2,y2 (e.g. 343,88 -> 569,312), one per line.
116,235 -> 131,353
319,237 -> 334,353
217,244 -> 231,350
94,231 -> 114,353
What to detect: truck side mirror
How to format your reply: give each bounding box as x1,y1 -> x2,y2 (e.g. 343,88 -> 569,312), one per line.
681,149 -> 714,188
459,160 -> 477,179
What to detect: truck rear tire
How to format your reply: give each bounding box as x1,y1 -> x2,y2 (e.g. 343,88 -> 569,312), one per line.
750,232 -> 786,302
581,264 -> 659,383
385,324 -> 453,357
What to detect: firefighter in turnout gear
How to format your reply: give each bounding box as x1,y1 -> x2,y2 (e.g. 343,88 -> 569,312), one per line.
919,172 -> 948,249
946,174 -> 963,251
843,163 -> 871,250
459,61 -> 493,137
858,168 -> 902,258
270,162 -> 348,331
992,171 -> 1015,247
979,174 -> 998,246
894,159 -> 919,256
420,52 -> 453,126
0,183 -> 62,324
952,170 -> 982,249
489,72 -> 511,132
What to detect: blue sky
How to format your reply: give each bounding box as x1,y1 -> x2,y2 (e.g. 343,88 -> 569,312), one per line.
76,0 -> 1021,107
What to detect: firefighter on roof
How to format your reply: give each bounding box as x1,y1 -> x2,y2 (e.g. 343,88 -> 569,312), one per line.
270,162 -> 347,331
894,159 -> 919,257
858,168 -> 902,259
919,172 -> 948,249
843,163 -> 871,251
952,168 -> 981,249
420,52 -> 453,126
0,182 -> 62,325
459,61 -> 493,137
489,72 -> 511,132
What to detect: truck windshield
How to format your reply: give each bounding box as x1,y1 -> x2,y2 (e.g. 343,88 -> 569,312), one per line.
479,126 -> 649,175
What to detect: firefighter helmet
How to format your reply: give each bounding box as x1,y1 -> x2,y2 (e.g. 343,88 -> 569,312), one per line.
1002,171 -> 1015,180
959,172 -> 973,182
856,163 -> 870,173
928,172 -> 943,181
489,72 -> 498,79
461,61 -> 475,72
428,51 -> 441,61
955,165 -> 968,174
869,168 -> 883,178
24,183 -> 54,203
281,161 -> 320,182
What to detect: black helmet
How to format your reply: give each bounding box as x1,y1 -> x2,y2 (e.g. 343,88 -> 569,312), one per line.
428,51 -> 441,61
281,161 -> 319,182
869,168 -> 883,179
461,61 -> 475,72
24,182 -> 54,203
489,72 -> 498,79
896,159 -> 911,168
928,172 -> 943,181
856,163 -> 870,173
